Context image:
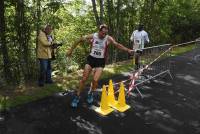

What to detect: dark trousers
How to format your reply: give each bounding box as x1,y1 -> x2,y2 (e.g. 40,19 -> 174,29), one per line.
38,59 -> 52,85
135,50 -> 142,70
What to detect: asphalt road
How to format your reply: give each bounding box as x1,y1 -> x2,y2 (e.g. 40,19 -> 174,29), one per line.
0,50 -> 200,134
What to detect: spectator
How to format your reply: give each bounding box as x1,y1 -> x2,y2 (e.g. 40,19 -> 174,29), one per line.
37,24 -> 54,87
130,24 -> 150,70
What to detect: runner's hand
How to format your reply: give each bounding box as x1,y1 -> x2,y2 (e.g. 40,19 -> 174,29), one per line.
128,49 -> 134,55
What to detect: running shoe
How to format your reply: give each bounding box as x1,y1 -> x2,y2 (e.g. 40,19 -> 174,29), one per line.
87,92 -> 94,104
71,95 -> 80,108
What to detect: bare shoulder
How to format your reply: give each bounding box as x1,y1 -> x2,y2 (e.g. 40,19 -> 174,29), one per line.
108,36 -> 119,45
107,35 -> 114,42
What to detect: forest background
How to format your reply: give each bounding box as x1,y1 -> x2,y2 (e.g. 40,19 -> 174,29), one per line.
0,0 -> 200,87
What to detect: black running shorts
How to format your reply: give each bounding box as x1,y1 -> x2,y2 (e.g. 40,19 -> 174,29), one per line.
86,55 -> 105,68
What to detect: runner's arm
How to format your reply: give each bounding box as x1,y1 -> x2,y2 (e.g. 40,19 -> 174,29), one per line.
144,32 -> 150,44
66,34 -> 93,57
109,36 -> 133,54
130,31 -> 135,42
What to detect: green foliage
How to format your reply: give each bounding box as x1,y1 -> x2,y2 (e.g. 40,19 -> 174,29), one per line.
1,0 -> 200,86
167,0 -> 200,43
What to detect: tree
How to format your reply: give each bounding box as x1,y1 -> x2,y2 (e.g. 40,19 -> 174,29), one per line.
91,0 -> 100,27
91,0 -> 104,27
99,0 -> 104,24
0,0 -> 12,83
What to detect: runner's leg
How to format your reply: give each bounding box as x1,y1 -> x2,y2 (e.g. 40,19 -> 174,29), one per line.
77,64 -> 92,96
90,67 -> 103,91
87,67 -> 103,104
71,64 -> 92,107
135,53 -> 139,70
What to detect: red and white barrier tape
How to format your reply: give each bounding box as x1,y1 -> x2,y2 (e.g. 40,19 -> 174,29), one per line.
107,40 -> 196,94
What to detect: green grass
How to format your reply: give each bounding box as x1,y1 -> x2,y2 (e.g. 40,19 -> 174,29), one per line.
5,84 -> 63,109
1,44 -> 195,110
171,44 -> 195,56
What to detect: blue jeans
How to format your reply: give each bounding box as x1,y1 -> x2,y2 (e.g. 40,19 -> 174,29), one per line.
38,59 -> 52,85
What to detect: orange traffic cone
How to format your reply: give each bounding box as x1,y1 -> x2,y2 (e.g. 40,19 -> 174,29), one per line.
113,82 -> 130,112
107,79 -> 117,107
95,85 -> 114,116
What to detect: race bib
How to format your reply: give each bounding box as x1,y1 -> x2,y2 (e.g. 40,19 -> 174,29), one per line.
134,39 -> 141,45
91,48 -> 103,57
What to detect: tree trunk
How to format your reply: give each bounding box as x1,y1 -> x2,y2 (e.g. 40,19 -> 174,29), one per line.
99,0 -> 104,24
0,0 -> 12,83
106,0 -> 114,63
106,0 -> 114,34
116,0 -> 121,40
114,0 -> 121,62
140,0 -> 155,30
34,0 -> 41,80
16,0 -> 29,83
36,0 -> 41,51
91,0 -> 100,27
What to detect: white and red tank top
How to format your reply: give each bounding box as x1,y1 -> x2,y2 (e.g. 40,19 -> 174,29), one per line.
89,33 -> 109,58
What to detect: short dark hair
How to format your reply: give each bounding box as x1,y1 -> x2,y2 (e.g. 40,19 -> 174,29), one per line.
138,24 -> 144,31
99,24 -> 108,31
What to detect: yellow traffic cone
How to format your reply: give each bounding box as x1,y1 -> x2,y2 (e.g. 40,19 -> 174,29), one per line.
95,85 -> 114,116
107,79 -> 118,107
113,82 -> 130,112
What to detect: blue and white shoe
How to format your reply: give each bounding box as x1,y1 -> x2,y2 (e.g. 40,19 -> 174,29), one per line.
71,95 -> 80,108
87,93 -> 94,104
